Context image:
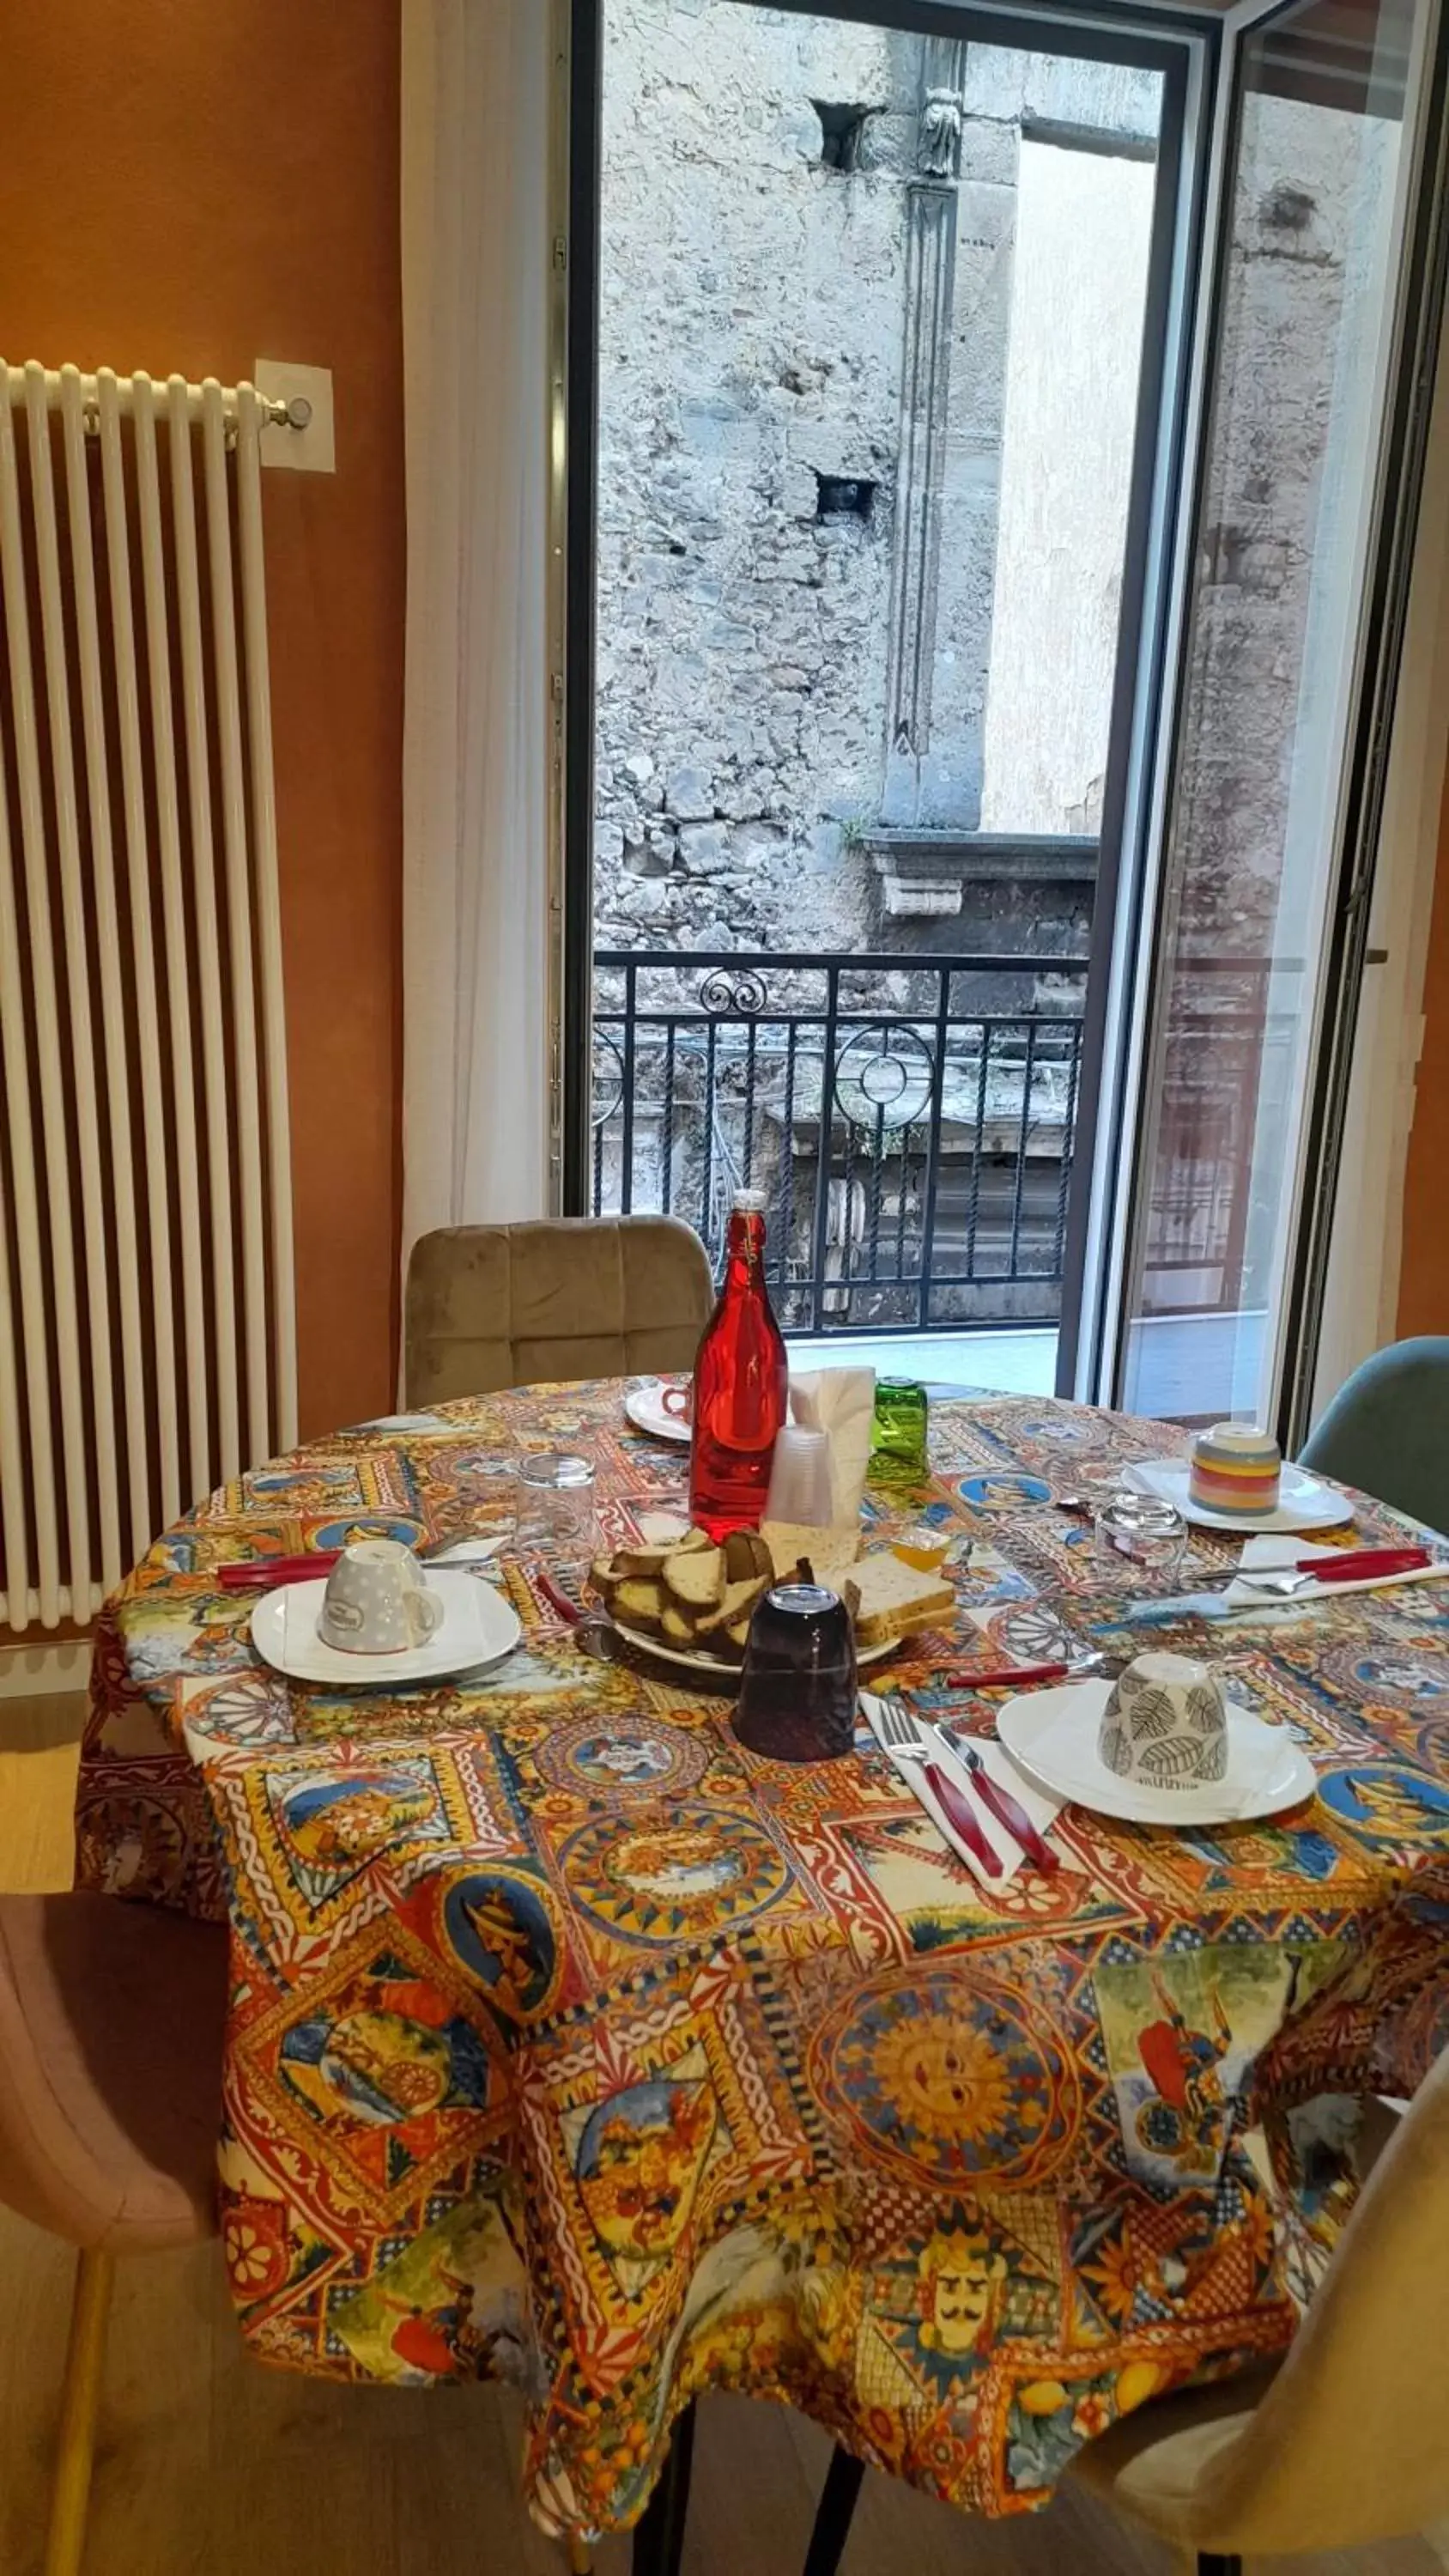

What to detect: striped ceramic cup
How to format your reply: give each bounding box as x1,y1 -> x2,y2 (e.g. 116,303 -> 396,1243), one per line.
1188,1422 -> 1282,1518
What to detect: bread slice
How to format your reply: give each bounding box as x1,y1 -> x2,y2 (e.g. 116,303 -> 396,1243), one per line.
696,1571 -> 773,1638
612,1541 -> 676,1577
664,1545 -> 724,1611
761,1522 -> 862,1587
660,1603 -> 696,1647
723,1527 -> 773,1585
613,1577 -> 666,1634
846,1552 -> 955,1647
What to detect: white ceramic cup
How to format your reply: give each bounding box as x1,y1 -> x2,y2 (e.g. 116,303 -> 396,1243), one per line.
317,1540 -> 444,1656
1098,1650 -> 1228,1789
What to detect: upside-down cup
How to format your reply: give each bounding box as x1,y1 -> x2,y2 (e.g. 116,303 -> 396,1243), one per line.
732,1582 -> 858,1764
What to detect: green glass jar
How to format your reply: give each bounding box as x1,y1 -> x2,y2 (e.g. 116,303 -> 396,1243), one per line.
868,1377 -> 930,1484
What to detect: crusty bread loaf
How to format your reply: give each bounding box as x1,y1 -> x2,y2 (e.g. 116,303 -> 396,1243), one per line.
846,1552 -> 954,1645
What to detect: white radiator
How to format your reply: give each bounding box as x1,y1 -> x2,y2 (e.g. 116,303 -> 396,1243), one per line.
0,361 -> 297,1632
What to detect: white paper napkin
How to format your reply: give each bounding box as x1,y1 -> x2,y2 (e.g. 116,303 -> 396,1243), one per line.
1225,1534 -> 1449,1610
790,1366 -> 876,1527
861,1692 -> 1063,1886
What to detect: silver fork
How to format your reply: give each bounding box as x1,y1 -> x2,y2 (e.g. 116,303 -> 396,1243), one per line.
870,1699 -> 1004,1879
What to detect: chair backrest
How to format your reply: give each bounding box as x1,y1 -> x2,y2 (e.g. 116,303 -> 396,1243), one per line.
1298,1336 -> 1449,1535
0,1894 -> 226,2252
404,1215 -> 716,1406
1185,2051 -> 1449,2553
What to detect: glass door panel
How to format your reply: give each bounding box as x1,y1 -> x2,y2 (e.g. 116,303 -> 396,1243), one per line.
1117,0 -> 1428,1427
574,0 -> 1183,1388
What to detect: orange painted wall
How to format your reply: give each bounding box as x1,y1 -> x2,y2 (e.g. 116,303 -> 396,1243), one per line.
0,0 -> 405,1440
1400,764 -> 1449,1337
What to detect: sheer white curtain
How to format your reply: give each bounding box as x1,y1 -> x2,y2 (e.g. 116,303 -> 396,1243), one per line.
400,0 -> 550,1269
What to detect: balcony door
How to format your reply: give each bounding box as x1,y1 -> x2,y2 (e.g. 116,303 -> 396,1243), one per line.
560,0 -> 1196,1376
1068,0 -> 1449,1435
560,0 -> 1449,1413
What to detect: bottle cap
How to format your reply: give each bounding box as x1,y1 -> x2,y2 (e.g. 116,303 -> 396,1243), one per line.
732,1188 -> 767,1213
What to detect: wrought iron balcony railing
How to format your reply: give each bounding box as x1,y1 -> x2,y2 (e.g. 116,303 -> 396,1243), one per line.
591,949 -> 1089,1335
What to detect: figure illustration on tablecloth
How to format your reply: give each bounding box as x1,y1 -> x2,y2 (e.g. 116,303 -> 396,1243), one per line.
574,2075 -> 718,2268
1133,1972 -> 1233,2160
1324,1764 -> 1449,1843
917,2219 -> 1009,2358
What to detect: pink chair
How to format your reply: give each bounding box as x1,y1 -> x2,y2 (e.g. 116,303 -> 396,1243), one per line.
0,1893 -> 227,2575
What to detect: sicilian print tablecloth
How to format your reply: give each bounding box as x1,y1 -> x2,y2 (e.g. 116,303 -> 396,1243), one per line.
74,1386 -> 1449,2539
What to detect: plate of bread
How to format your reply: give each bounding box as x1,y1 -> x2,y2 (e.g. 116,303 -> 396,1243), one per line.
589,1518 -> 955,1674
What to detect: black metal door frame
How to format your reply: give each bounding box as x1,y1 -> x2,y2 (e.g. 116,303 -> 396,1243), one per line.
1078,0 -> 1449,1443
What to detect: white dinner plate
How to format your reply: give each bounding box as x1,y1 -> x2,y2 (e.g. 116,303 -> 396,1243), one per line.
611,1619 -> 900,1679
251,1571 -> 520,1686
1127,1458 -> 1354,1535
623,1380 -> 693,1445
996,1677 -> 1318,1826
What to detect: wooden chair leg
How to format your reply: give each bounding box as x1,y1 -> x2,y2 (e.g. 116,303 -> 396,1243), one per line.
803,2444 -> 865,2576
632,2400 -> 697,2576
45,2247 -> 114,2576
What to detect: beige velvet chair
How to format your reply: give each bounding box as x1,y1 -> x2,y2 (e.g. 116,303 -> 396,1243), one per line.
0,1893 -> 227,2576
1065,2066 -> 1449,2572
404,1214 -> 715,1406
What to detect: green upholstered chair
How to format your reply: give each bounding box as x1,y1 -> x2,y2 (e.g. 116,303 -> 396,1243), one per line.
1298,1336 -> 1449,1535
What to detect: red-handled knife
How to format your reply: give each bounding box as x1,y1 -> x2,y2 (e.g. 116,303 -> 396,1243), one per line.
939,1732 -> 1060,1874
1291,1546 -> 1431,1582
919,1759 -> 1005,1879
218,1552 -> 342,1591
943,1658 -> 1077,1691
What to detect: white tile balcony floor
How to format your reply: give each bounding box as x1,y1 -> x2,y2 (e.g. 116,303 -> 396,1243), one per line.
788,1326 -> 1058,1397
790,1309 -> 1270,1424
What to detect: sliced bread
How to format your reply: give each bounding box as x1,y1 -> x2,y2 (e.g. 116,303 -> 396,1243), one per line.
695,1571 -> 773,1638
613,1577 -> 666,1634
664,1545 -> 725,1611
761,1522 -> 861,1587
846,1552 -> 955,1646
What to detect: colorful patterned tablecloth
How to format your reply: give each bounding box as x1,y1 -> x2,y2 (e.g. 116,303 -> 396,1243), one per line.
75,1387 -> 1449,2542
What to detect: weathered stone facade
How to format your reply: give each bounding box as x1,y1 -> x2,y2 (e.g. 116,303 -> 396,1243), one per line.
593,3 -> 1158,958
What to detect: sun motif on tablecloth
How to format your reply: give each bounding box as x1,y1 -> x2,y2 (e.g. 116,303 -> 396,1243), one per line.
871,2013 -> 1018,2150
811,1968 -> 1080,2188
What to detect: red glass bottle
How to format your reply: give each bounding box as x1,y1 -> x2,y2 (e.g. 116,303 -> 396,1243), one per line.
689,1188 -> 788,1536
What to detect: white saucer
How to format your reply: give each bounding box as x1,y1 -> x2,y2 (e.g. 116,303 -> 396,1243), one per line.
996,1677 -> 1318,1826
623,1380 -> 693,1445
251,1571 -> 520,1686
1128,1458 -> 1353,1536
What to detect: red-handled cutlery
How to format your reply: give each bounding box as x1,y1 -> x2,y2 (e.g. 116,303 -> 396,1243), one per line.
943,1655 -> 1102,1692
943,1734 -> 1059,1874
1283,1546 -> 1430,1583
869,1696 -> 1004,1878
218,1552 -> 342,1591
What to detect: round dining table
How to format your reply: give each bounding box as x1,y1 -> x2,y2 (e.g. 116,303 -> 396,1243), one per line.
73,1382 -> 1449,2547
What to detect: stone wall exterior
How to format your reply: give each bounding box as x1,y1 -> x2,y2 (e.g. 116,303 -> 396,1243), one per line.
593,2 -> 1159,957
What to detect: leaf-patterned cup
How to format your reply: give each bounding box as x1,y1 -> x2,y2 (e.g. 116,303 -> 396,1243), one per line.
1098,1651 -> 1228,1789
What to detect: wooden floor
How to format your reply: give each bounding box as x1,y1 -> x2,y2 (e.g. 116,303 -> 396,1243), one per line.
0,1690 -> 1441,2576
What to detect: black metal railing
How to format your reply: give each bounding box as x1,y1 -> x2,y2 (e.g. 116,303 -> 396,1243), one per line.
591,950 -> 1089,1334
